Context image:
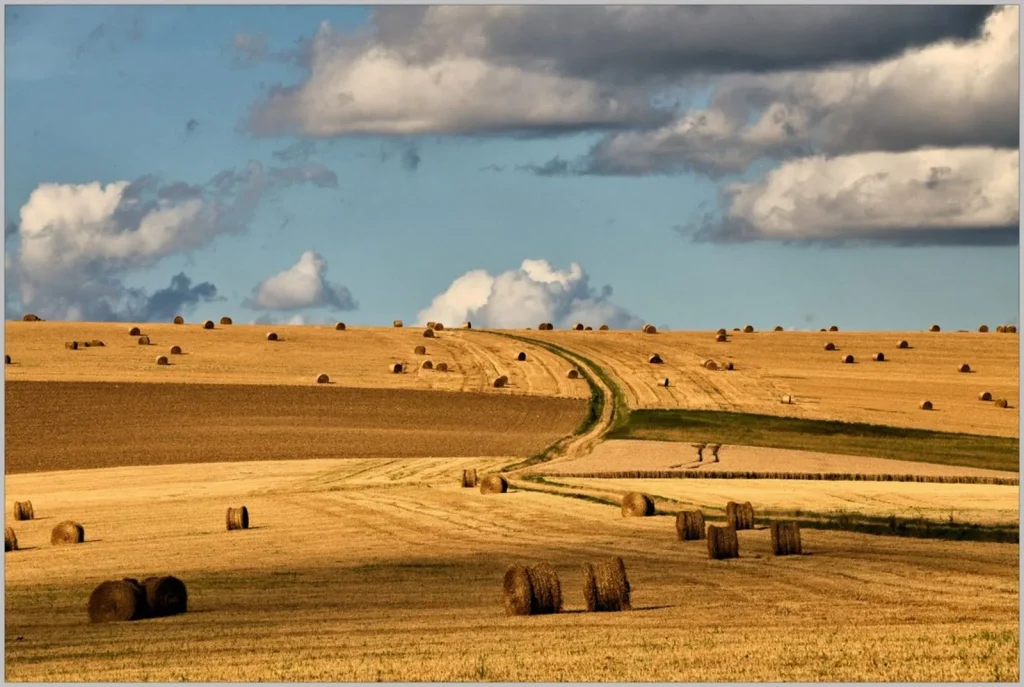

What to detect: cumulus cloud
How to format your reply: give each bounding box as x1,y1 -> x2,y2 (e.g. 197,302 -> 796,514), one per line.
244,250 -> 357,312
689,148 -> 1020,246
8,160 -> 335,321
417,259 -> 643,329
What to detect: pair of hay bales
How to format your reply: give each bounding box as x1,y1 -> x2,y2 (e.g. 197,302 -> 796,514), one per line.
726,501 -> 755,530
480,474 -> 509,494
504,557 -> 630,616
538,322 -> 554,330
996,325 -> 1018,333
88,575 -> 187,623
13,500 -> 34,521
66,340 -> 103,350
52,521 -> 85,545
226,506 -> 249,531
461,469 -> 478,488
979,392 -> 1010,407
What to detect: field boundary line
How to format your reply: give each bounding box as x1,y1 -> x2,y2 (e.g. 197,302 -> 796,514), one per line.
537,470 -> 1020,486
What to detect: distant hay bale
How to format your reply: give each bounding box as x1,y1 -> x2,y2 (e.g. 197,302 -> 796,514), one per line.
1008,325 -> 1018,334
51,520 -> 85,545
770,522 -> 803,556
538,322 -> 552,330
203,320 -> 214,330
390,363 -> 404,374
135,336 -> 150,346
658,377 -> 670,387
503,563 -> 562,616
461,469 -> 478,488
65,341 -> 79,350
819,328 -> 827,332
828,325 -> 839,332
716,328 -> 727,336
266,332 -> 278,341
426,322 -> 436,329
220,317 -> 232,325
897,339 -> 909,349
643,324 -> 657,334
781,394 -> 793,404
316,373 -> 330,384
648,353 -> 663,364
516,351 -> 527,361
4,354 -> 10,365
919,400 -> 933,410
13,501 -> 34,521
335,322 -> 346,330
88,340 -> 105,347
585,326 -> 593,331
715,333 -> 728,343
393,320 -> 404,328
462,321 -> 472,329
414,345 -> 427,355
774,325 -> 784,331
581,557 -> 631,612
703,359 -> 719,371
421,360 -> 433,370
724,361 -> 734,370
675,510 -> 706,541
929,324 -> 941,332
480,474 -> 509,494
567,369 -> 580,379
823,342 -> 836,351
979,391 -> 993,401
155,355 -> 169,366
173,315 -> 184,325
996,325 -> 1006,333
872,352 -> 885,362
841,354 -> 854,364
994,398 -> 1009,408
726,501 -> 755,530
88,579 -> 146,623
22,313 -> 40,322
493,375 -> 509,388
621,492 -> 655,517
226,506 -> 249,531
170,345 -> 182,355
5,526 -> 17,552
129,326 -> 141,336
142,575 -> 188,618
958,363 -> 971,373
423,328 -> 435,338
436,362 -> 449,372
573,322 -> 585,331
743,325 -> 754,333
433,322 -> 445,331
706,525 -> 739,560
599,324 -> 609,331
979,324 -> 989,332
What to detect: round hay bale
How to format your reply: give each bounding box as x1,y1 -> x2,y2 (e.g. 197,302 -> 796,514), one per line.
979,391 -> 993,401
1008,325 -> 1018,334
566,369 -> 580,379
393,320 -> 404,328
648,353 -> 663,364
426,321 -> 436,329
702,359 -> 719,371
726,501 -> 755,530
584,326 -> 593,331
573,323 -> 585,331
22,313 -> 40,322
423,328 -> 435,338
493,375 -> 509,388
819,328 -> 827,332
675,510 -> 706,541
781,394 -> 793,404
433,322 -> 445,331
137,336 -> 151,346
421,360 -> 433,370
994,398 -> 1009,408
88,580 -> 146,623
581,557 -> 631,612
979,324 -> 989,333
226,506 -> 249,531
203,320 -> 214,330
897,339 -> 910,349
841,354 -> 854,364
715,333 -> 728,343
5,526 -> 17,552
716,328 -> 727,336
65,341 -> 79,350
266,332 -> 278,341
390,363 -> 404,374
155,355 -> 169,366
770,522 -> 803,556
220,317 -> 233,325
724,361 -> 734,371
872,352 -> 885,362
461,468 -> 479,488
823,342 -> 836,351
462,321 -> 472,329
996,325 -> 1006,333
51,520 -> 84,545
503,563 -> 562,616
958,363 -> 971,373
414,345 -> 427,355
599,324 -> 609,331
828,325 -> 839,332
335,322 -> 346,330
316,373 -> 330,384
930,324 -> 941,332
743,325 -> 754,333
643,324 -> 657,334
173,315 -> 184,325
142,575 -> 188,618
435,362 -> 449,372
774,325 -> 784,331
13,501 -> 34,521
706,524 -> 739,560
621,492 -> 654,517
4,354 -> 10,365
129,326 -> 141,336
658,377 -> 670,387
516,351 -> 527,361
919,400 -> 933,410
170,345 -> 182,355
480,474 -> 509,494
537,322 -> 549,330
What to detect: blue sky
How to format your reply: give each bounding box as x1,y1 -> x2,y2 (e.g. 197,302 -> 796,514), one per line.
4,5 -> 1019,330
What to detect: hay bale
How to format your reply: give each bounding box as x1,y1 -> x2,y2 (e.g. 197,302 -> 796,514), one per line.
493,375 -> 509,388
138,336 -> 151,346
436,362 -> 449,372
155,355 -> 169,366
823,342 -> 836,351
621,492 -> 655,517
335,322 -> 346,330
1008,325 -> 1018,334
462,321 -> 472,329
658,377 -> 670,387
567,369 -> 580,379
828,325 -> 839,332
51,520 -> 85,545
88,340 -> 105,347
264,332 -> 278,342
648,353 -> 663,364
770,522 -> 802,556
421,360 -> 433,370
220,317 -> 233,325
716,328 -> 727,336
5,526 -> 17,552
724,361 -> 734,371
390,363 -> 404,374
706,524 -> 739,560
173,315 -> 184,325
643,324 -> 657,334
702,359 -> 719,371
819,328 -> 827,332
774,326 -> 784,331
142,575 -> 188,618
393,320 -> 404,328
170,345 -> 182,355
88,579 -> 147,623
599,324 -> 609,331
897,339 -> 910,349
4,354 -> 10,365
781,394 -> 793,404
129,326 -> 141,336
316,373 -> 330,384
726,501 -> 754,530
872,352 -> 885,362
480,474 -> 509,494
929,324 -> 941,332
919,400 -> 933,410
958,363 -> 971,373
715,333 -> 728,343
994,398 -> 1009,408
743,325 -> 754,333
581,557 -> 631,612
426,321 -> 436,329
503,563 -> 563,616
573,322 -> 585,331
433,322 -> 445,331
840,354 -> 854,364
203,320 -> 214,330
423,328 -> 435,338
996,325 -> 1006,333
414,345 -> 427,355
979,391 -> 993,401
22,313 -> 40,322
585,326 -> 593,331
65,341 -> 79,350
979,324 -> 989,333
516,351 -> 527,361
226,506 -> 249,531
461,469 -> 478,488
675,510 -> 706,541
13,501 -> 34,521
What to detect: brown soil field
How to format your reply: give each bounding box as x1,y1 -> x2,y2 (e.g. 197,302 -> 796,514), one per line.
4,459 -> 1018,681
545,440 -> 1020,479
521,329 -> 1020,437
4,381 -> 587,473
3,322 -> 589,399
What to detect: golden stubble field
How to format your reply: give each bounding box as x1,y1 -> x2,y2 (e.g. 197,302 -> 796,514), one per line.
4,459 -> 1019,682
528,329 -> 1020,436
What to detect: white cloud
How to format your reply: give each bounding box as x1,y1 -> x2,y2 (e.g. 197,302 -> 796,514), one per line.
244,250 -> 357,312
417,258 -> 643,329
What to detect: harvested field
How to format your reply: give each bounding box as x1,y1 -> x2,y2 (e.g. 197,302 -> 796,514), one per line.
4,382 -> 587,473
3,459 -> 1018,682
523,330 -> 1019,437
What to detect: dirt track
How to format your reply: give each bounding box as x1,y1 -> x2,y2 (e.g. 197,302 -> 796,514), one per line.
4,382 -> 587,473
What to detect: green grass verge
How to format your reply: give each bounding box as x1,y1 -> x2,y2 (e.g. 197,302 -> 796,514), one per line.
608,409 -> 1020,473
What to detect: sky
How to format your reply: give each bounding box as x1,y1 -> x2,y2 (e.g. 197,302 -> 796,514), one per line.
3,4 -> 1020,330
